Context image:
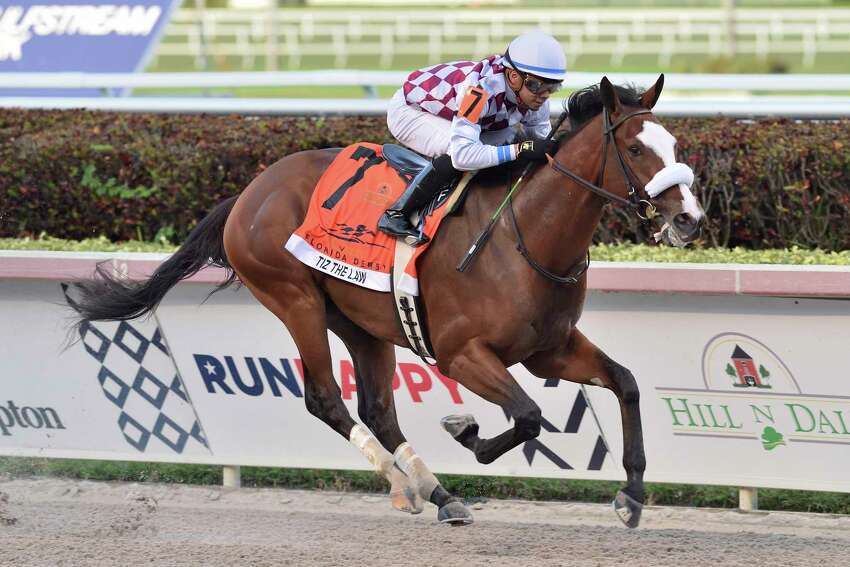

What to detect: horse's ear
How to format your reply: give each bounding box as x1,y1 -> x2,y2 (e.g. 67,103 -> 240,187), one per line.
600,76 -> 620,114
640,73 -> 664,109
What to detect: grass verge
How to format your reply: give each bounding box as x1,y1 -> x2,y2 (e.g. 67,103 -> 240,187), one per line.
1,457 -> 848,514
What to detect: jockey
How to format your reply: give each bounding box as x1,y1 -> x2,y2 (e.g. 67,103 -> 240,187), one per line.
378,29 -> 566,243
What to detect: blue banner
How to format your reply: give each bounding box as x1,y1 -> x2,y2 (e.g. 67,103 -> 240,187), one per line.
0,0 -> 182,96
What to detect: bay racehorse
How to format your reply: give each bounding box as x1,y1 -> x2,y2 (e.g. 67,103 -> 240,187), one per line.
69,76 -> 704,528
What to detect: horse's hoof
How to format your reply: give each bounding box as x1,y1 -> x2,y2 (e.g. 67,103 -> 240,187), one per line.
390,486 -> 424,515
612,490 -> 643,528
389,466 -> 423,514
438,500 -> 473,526
441,414 -> 478,439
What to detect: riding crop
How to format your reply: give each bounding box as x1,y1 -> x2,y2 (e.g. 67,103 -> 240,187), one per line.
456,100 -> 570,273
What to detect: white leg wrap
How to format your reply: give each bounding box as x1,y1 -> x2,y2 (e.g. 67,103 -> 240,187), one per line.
349,424 -> 394,479
350,425 -> 424,514
394,442 -> 440,501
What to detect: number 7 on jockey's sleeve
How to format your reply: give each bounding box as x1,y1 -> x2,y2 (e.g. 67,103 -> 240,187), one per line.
449,81 -> 553,172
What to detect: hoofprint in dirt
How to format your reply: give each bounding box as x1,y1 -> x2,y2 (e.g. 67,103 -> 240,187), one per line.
0,478 -> 847,567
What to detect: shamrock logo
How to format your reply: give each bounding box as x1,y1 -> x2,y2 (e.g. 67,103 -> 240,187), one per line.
761,426 -> 786,451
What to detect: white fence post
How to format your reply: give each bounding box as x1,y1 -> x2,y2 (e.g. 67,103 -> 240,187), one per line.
739,487 -> 758,511
265,8 -> 278,71
223,465 -> 242,488
723,0 -> 737,58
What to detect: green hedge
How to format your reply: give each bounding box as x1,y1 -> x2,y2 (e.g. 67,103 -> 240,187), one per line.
2,110 -> 849,250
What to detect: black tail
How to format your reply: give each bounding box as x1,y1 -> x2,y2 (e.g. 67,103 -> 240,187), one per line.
68,196 -> 239,328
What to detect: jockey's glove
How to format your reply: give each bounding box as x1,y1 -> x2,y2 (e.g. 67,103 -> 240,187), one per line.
515,139 -> 557,162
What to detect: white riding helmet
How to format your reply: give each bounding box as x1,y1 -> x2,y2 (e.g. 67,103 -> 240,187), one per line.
503,30 -> 567,82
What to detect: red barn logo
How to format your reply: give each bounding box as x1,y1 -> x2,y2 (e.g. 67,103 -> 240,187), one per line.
702,333 -> 799,394
727,345 -> 771,388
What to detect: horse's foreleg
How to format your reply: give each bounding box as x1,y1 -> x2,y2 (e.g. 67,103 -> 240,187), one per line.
441,341 -> 542,465
523,328 -> 645,528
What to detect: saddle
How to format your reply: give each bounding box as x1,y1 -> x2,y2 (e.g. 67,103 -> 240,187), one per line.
285,142 -> 476,361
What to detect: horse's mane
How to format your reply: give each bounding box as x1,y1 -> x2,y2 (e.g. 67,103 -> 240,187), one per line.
555,82 -> 646,145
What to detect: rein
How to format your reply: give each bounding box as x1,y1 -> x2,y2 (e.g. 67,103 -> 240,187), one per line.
506,106 -> 654,285
508,197 -> 590,284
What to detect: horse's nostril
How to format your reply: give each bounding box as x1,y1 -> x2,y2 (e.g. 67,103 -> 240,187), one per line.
673,213 -> 702,240
673,213 -> 694,230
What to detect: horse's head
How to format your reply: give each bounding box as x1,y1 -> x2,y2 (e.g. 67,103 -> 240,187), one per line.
598,75 -> 703,245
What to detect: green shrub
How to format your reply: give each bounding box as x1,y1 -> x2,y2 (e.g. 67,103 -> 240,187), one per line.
2,110 -> 849,250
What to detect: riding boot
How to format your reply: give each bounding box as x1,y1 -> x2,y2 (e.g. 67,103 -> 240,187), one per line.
378,154 -> 457,245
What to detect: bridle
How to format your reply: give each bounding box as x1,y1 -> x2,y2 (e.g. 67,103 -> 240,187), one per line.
508,106 -> 659,285
547,107 -> 659,221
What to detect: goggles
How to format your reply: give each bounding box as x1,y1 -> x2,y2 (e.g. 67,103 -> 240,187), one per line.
519,72 -> 562,95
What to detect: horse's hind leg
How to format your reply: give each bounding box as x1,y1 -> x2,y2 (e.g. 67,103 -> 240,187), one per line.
328,308 -> 472,524
327,310 -> 422,514
247,282 -> 430,513
522,328 -> 645,528
243,282 -> 360,440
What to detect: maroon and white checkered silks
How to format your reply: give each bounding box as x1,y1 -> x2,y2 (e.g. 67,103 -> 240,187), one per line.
402,55 -> 529,132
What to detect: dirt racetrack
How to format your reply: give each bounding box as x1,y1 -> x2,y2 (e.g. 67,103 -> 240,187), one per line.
0,477 -> 848,566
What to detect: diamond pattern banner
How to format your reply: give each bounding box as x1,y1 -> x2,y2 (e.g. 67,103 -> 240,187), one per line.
79,319 -> 209,454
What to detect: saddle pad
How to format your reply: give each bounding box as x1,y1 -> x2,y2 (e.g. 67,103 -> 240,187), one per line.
285,142 -> 455,295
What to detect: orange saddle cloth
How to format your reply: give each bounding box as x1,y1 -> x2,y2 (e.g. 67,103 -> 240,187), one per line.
285,143 -> 454,295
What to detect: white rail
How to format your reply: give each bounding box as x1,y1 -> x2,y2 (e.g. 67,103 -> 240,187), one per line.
1,95 -> 846,119
2,70 -> 847,117
2,71 -> 850,93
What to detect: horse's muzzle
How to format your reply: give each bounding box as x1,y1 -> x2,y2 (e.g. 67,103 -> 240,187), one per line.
671,212 -> 702,243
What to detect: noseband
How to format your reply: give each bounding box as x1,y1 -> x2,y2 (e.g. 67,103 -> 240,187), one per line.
547,107 -> 658,221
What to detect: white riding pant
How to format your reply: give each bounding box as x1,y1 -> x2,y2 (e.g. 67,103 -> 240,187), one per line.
387,90 -> 516,159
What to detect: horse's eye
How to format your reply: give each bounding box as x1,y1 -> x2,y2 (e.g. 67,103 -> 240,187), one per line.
628,145 -> 642,156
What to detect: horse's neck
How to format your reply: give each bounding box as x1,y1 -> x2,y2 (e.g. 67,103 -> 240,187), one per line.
512,119 -> 605,277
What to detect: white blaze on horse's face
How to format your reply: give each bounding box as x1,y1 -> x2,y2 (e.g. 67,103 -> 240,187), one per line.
636,121 -> 703,222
